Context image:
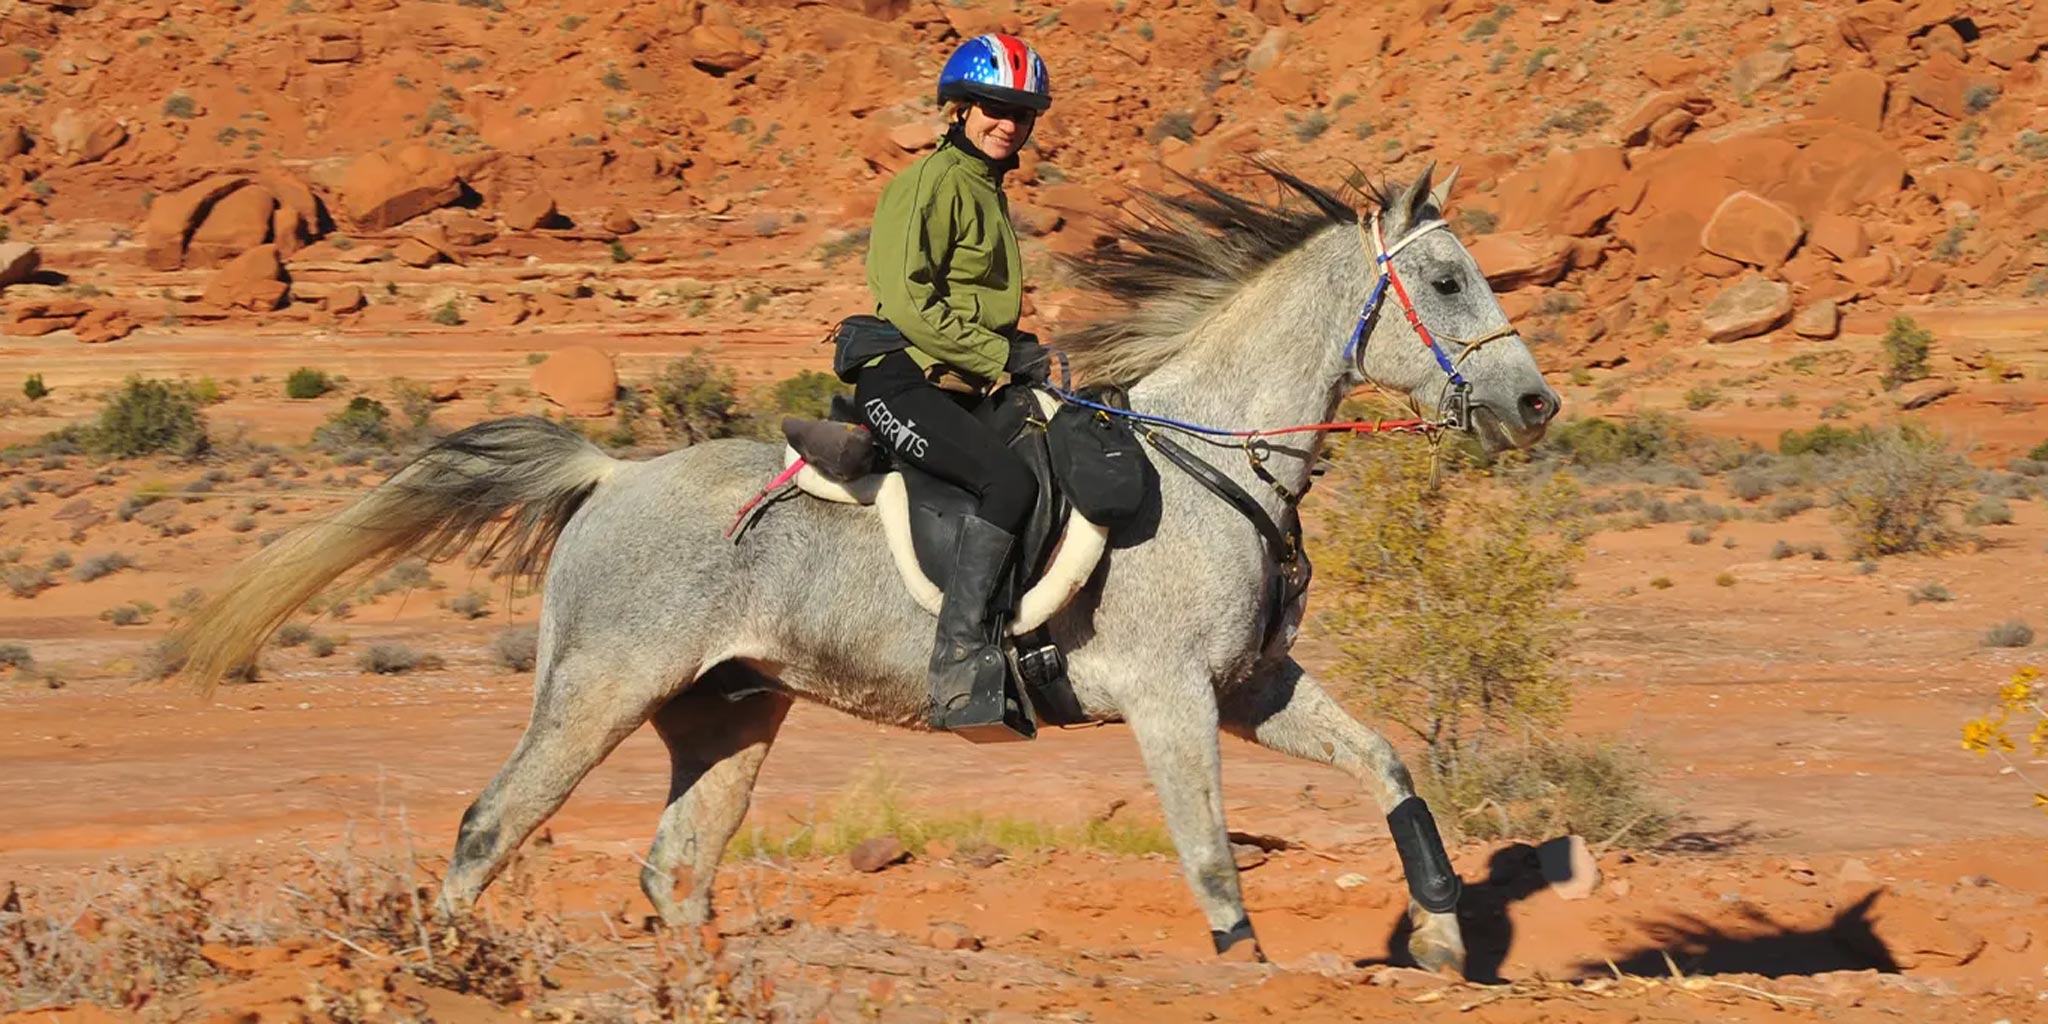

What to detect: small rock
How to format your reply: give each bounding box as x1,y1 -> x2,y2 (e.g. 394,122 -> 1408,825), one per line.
957,841 -> 1006,868
2000,925 -> 2031,952
1368,966 -> 1450,990
1699,273 -> 1792,342
1809,214 -> 1869,261
0,242 -> 38,290
72,307 -> 138,344
1608,878 -> 1632,899
1792,300 -> 1839,339
1537,834 -> 1601,900
325,284 -> 366,315
848,836 -> 908,874
201,244 -> 290,312
1231,843 -> 1269,870
1897,381 -> 1957,411
502,192 -> 563,232
601,207 -> 641,235
392,236 -> 445,268
1838,858 -> 1877,884
1729,48 -> 1795,96
441,213 -> 498,247
927,922 -> 981,951
686,23 -> 762,74
427,377 -> 464,402
1334,872 -> 1371,890
340,143 -> 464,232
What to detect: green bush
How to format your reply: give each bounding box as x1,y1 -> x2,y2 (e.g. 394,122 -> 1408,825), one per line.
285,368 -> 334,399
313,397 -> 393,452
1315,442 -> 1584,783
1832,424 -> 1970,557
23,374 -> 48,401
357,642 -> 443,675
1880,316 -> 1932,390
762,370 -> 851,425
2028,439 -> 2048,463
88,377 -> 209,459
1779,423 -> 1877,457
1540,413 -> 1683,465
652,352 -> 742,445
1416,735 -> 1673,846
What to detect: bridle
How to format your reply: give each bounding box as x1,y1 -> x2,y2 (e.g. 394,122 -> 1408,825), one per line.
1047,205 -> 1521,656
1343,211 -> 1519,435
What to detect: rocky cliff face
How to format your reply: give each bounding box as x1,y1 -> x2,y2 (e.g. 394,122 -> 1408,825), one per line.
0,0 -> 2042,364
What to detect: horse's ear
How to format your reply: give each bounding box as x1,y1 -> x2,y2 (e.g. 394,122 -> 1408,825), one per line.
1391,161 -> 1436,231
1428,164 -> 1460,212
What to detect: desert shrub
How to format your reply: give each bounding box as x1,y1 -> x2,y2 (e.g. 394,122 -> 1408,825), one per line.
88,377 -> 209,459
0,642 -> 32,669
1908,582 -> 1953,604
103,604 -> 146,626
23,374 -> 48,400
1769,539 -> 1795,560
1715,572 -> 1737,586
1686,525 -> 1712,544
1540,412 -> 1684,466
274,622 -> 315,647
1779,423 -> 1876,457
371,558 -> 436,595
652,352 -> 742,444
1315,442 -> 1585,789
1683,385 -> 1721,411
357,642 -> 443,675
759,370 -> 851,426
1727,467 -> 1774,501
72,551 -> 134,582
1966,496 -> 2014,526
1417,735 -> 1672,846
444,591 -> 490,619
285,368 -> 334,399
1831,425 -> 1971,557
307,634 -> 338,658
1766,494 -> 1816,521
1880,316 -> 1932,390
3,565 -> 52,597
1983,621 -> 2035,648
313,397 -> 393,452
491,625 -> 538,673
43,551 -> 72,571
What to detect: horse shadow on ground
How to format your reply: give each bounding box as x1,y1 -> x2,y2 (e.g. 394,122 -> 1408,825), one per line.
1363,837 -> 1897,983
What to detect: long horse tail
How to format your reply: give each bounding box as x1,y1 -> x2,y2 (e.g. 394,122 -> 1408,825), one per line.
168,416 -> 620,697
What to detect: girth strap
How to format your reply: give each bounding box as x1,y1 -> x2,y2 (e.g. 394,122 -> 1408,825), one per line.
1141,429 -> 1310,656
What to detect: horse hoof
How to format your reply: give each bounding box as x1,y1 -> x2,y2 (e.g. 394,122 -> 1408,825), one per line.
1407,935 -> 1465,975
1217,936 -> 1267,964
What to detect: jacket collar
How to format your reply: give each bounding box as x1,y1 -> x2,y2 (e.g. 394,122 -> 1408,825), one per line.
942,122 -> 1017,184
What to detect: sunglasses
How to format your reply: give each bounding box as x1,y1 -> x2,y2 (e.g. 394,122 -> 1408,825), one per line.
976,100 -> 1038,124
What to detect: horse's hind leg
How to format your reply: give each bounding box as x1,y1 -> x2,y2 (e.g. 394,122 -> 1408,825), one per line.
640,665 -> 793,928
435,647 -> 675,918
1219,657 -> 1467,975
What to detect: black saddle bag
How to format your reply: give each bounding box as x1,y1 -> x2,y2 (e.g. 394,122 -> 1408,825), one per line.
1046,395 -> 1149,528
827,315 -> 910,384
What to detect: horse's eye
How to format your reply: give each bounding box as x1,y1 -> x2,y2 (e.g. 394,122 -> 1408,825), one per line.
1431,278 -> 1462,296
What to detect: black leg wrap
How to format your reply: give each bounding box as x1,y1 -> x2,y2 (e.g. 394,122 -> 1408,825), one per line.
1388,795 -> 1462,914
1210,916 -> 1257,955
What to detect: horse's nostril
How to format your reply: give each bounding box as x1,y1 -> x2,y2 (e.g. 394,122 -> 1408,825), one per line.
1519,390 -> 1558,425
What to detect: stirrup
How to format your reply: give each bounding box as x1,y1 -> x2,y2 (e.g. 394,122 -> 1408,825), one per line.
929,651 -> 1035,743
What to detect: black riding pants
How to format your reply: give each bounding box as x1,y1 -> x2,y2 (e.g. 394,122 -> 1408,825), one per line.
854,350 -> 1036,534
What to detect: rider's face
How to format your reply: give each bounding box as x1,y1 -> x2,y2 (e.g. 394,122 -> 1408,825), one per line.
963,100 -> 1036,160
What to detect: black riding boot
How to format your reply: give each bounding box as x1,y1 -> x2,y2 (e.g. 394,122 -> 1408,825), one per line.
928,515 -> 1034,742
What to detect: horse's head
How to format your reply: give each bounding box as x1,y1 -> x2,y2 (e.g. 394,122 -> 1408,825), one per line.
1354,164 -> 1560,452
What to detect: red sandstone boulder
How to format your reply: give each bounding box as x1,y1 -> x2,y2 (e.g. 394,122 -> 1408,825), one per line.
202,244 -> 290,312
531,346 -> 618,417
1701,191 -> 1803,268
340,144 -> 464,231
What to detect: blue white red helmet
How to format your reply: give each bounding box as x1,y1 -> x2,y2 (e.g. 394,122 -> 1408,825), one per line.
937,33 -> 1052,113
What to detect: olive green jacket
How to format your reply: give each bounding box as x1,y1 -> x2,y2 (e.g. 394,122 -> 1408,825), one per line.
865,131 -> 1022,384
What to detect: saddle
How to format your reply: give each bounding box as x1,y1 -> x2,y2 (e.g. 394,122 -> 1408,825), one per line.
779,388 -> 1117,726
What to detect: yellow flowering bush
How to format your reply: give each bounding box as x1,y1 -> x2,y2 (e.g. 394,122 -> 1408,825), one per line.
1961,665 -> 2048,813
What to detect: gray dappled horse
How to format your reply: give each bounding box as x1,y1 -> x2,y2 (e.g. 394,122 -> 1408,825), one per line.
168,165 -> 1559,971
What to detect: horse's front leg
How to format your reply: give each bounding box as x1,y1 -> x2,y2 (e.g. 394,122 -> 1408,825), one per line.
1119,674 -> 1265,962
1219,657 -> 1467,975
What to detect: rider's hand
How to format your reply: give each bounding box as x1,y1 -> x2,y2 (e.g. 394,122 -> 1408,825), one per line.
1006,333 -> 1051,386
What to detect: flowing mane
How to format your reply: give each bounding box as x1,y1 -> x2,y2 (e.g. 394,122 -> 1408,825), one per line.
1056,167 -> 1367,387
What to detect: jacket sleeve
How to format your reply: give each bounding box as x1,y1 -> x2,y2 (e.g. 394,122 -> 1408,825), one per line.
867,166 -> 1010,381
